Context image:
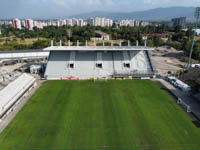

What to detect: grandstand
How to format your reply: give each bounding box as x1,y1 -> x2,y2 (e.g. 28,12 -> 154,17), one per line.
44,45 -> 155,80
0,73 -> 35,118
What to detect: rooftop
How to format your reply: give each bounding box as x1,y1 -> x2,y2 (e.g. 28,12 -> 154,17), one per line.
95,31 -> 109,36
0,49 -> 45,54
43,46 -> 154,51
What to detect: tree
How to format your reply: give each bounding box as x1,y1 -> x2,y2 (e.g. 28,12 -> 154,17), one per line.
172,32 -> 185,41
183,40 -> 192,55
153,37 -> 164,47
113,43 -> 119,46
193,41 -> 200,60
147,40 -> 154,47
183,40 -> 200,60
14,44 -> 29,50
31,40 -> 50,49
136,30 -> 143,45
112,22 -> 117,28
174,25 -> 182,33
104,42 -> 111,46
186,28 -> 195,39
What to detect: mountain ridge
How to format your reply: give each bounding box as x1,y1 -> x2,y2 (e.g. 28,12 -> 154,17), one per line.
70,7 -> 195,21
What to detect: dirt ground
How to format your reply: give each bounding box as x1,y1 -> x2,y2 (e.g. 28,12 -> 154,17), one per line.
0,38 -> 48,45
0,63 -> 25,73
150,46 -> 186,76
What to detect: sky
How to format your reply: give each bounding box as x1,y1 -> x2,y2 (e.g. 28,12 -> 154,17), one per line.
0,0 -> 199,19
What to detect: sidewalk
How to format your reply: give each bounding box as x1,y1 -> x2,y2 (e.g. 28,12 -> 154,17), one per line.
154,78 -> 200,120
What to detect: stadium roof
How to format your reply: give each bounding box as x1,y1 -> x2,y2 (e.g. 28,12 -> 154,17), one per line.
0,73 -> 35,118
0,50 -> 44,53
0,50 -> 49,59
43,46 -> 154,51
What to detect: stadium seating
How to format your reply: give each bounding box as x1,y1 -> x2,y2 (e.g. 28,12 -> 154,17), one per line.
130,51 -> 151,73
112,51 -> 123,72
45,51 -> 70,78
73,51 -> 96,78
45,50 -> 154,79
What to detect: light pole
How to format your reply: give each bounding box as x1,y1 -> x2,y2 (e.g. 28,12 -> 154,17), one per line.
187,7 -> 200,70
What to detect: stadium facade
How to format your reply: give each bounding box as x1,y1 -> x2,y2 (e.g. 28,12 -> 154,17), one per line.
44,45 -> 155,80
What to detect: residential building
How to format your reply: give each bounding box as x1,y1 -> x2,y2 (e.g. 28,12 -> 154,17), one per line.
72,18 -> 77,26
171,17 -> 186,27
141,33 -> 168,42
135,20 -> 140,27
34,21 -> 44,29
105,18 -> 113,27
66,19 -> 73,26
12,18 -> 21,29
88,17 -> 113,27
25,19 -> 34,30
47,21 -> 52,26
77,19 -> 84,27
88,18 -> 95,26
119,19 -> 135,27
118,19 -> 150,27
91,31 -> 110,41
21,20 -> 26,28
140,21 -> 150,27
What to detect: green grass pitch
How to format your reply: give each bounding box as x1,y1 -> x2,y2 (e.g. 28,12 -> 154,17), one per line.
0,80 -> 200,150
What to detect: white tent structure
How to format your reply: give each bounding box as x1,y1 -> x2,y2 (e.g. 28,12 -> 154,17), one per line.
0,73 -> 35,118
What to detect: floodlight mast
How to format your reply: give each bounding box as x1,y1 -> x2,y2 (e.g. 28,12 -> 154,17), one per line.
187,7 -> 200,70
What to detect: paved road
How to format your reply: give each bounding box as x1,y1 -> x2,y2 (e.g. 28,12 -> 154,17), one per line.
0,36 -> 16,40
155,78 -> 200,120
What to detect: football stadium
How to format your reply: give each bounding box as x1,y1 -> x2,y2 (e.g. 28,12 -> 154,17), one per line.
0,45 -> 200,150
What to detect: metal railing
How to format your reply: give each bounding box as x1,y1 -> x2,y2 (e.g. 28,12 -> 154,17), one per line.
113,70 -> 155,78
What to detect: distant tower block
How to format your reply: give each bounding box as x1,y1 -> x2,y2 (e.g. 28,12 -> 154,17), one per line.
0,29 -> 2,35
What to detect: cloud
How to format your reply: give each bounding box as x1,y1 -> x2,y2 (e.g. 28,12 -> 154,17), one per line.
143,0 -> 171,5
86,0 -> 101,5
52,0 -> 113,8
0,0 -> 199,19
143,0 -> 199,5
